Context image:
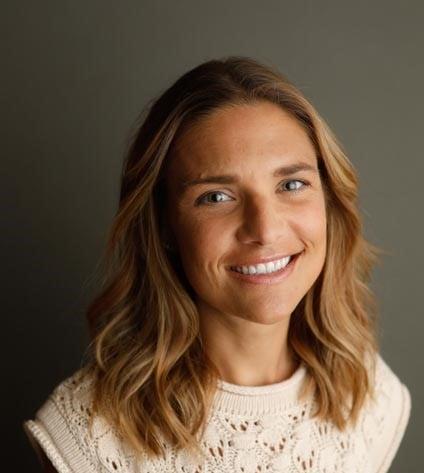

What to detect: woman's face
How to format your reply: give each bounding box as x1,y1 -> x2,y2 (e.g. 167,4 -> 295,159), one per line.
164,101 -> 327,325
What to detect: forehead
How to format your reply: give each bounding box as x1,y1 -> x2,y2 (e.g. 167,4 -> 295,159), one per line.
167,101 -> 317,178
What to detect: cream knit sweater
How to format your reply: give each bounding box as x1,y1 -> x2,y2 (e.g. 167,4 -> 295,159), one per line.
23,353 -> 411,473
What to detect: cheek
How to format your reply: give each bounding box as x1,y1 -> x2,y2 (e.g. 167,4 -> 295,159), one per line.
174,214 -> 228,274
298,198 -> 327,243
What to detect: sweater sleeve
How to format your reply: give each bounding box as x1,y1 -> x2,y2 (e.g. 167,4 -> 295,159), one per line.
23,370 -> 138,473
23,416 -> 71,472
370,354 -> 412,473
23,386 -> 99,473
22,370 -> 114,473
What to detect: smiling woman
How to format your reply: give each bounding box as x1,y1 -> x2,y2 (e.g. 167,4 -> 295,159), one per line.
23,56 -> 411,473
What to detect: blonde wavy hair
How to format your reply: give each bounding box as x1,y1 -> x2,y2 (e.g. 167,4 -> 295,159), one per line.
81,55 -> 383,462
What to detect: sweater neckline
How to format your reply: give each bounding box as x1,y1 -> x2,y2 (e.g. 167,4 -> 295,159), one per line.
212,361 -> 308,415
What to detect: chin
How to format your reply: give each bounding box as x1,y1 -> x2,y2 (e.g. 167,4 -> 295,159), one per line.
240,304 -> 296,325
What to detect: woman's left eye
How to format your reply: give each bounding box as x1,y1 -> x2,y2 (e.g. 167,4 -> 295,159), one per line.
280,179 -> 308,192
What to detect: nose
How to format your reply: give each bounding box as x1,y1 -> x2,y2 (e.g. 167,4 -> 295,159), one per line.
236,194 -> 286,246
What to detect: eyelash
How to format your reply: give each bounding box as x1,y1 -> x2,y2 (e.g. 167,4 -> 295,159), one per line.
195,179 -> 310,206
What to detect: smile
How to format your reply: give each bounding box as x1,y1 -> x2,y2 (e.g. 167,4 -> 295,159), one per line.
228,252 -> 303,285
230,255 -> 292,275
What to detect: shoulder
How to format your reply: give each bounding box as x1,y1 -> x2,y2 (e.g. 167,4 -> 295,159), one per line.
362,352 -> 411,473
23,369 -> 137,473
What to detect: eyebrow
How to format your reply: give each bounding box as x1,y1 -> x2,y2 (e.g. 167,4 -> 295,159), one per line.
180,162 -> 318,190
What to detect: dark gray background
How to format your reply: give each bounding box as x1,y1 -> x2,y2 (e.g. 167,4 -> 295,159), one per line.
4,1 -> 421,471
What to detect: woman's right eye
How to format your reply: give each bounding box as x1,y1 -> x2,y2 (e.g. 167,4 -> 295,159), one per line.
196,191 -> 233,206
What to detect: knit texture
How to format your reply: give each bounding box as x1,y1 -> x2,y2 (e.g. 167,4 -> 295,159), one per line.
23,353 -> 411,473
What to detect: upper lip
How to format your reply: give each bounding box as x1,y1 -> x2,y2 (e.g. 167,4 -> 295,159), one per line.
228,251 -> 302,268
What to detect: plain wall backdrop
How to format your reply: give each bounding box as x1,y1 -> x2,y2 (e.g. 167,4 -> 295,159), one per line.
4,1 -> 422,470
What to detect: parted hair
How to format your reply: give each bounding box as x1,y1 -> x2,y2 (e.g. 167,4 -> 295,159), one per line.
81,55 -> 383,461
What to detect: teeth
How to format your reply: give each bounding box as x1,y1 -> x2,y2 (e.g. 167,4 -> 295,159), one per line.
265,262 -> 275,272
232,256 -> 293,275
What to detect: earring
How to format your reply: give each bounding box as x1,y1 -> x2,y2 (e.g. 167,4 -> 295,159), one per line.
164,240 -> 175,252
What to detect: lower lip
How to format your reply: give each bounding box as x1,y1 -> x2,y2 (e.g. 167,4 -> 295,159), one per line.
227,252 -> 302,285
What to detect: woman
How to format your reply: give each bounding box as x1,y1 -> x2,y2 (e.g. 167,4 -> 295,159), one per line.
23,56 -> 411,473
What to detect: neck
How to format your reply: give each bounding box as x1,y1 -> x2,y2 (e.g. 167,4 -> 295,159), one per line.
199,302 -> 296,387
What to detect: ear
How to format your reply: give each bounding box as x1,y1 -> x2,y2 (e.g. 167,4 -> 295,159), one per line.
162,223 -> 178,252
154,175 -> 178,253
159,204 -> 178,253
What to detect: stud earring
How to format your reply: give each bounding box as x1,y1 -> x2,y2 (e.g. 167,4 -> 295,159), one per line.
164,240 -> 175,252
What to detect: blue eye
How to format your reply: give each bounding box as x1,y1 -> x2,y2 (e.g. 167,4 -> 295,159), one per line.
196,191 -> 232,205
281,179 -> 308,193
